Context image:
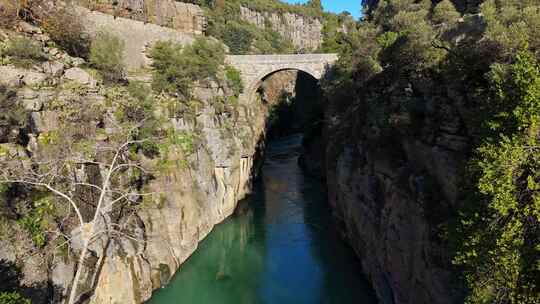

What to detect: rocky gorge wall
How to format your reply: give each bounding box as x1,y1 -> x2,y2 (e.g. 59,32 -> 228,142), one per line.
78,0 -> 325,52
0,15 -> 275,304
301,76 -> 470,304
75,5 -> 196,70
77,0 -> 207,34
239,6 -> 323,51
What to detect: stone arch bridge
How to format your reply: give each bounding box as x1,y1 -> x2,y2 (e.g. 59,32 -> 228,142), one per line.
225,54 -> 338,102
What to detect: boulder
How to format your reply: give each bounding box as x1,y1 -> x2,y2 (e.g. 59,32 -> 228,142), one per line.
30,111 -> 60,133
63,67 -> 97,87
71,58 -> 86,67
0,66 -> 25,87
18,88 -> 42,111
42,61 -> 65,77
0,66 -> 47,87
22,71 -> 48,86
18,21 -> 42,34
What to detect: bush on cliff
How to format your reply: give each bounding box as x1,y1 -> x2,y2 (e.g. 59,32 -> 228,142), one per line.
150,37 -> 225,97
0,291 -> 30,304
2,36 -> 46,68
455,50 -> 540,304
431,0 -> 461,25
225,66 -> 243,97
89,31 -> 125,82
42,7 -> 89,58
205,3 -> 295,55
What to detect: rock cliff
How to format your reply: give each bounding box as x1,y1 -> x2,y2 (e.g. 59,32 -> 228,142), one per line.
301,69 -> 469,304
78,0 -> 206,34
239,6 -> 323,51
0,16 -> 274,304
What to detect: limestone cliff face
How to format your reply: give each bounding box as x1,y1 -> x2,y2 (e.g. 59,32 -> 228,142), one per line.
87,92 -> 268,303
77,5 -> 196,70
301,82 -> 469,303
239,6 -> 323,51
78,0 -> 206,34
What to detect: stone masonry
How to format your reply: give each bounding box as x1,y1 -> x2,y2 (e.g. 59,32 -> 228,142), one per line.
225,53 -> 338,103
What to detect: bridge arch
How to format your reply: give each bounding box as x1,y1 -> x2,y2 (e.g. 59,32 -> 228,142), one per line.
246,66 -> 321,104
225,54 -> 338,104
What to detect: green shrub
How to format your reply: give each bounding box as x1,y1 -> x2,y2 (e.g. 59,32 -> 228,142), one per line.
432,0 -> 461,25
183,37 -> 225,80
203,1 -> 297,54
480,0 -> 540,56
89,31 -> 125,82
150,37 -> 225,97
42,7 -> 89,57
127,81 -> 153,104
219,21 -> 254,54
150,41 -> 188,95
194,0 -> 324,18
225,66 -> 243,96
0,292 -> 31,304
111,84 -> 155,124
454,51 -> 540,304
17,196 -> 54,248
3,37 -> 45,68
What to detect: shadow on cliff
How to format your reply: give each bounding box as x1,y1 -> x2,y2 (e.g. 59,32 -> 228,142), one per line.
0,259 -> 63,304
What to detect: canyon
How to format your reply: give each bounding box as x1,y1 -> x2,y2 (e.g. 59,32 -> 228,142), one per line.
3,1 -> 533,304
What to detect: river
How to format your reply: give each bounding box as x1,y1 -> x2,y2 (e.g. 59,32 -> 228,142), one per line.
147,134 -> 377,304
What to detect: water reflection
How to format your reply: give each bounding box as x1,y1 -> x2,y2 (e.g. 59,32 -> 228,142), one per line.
147,134 -> 377,304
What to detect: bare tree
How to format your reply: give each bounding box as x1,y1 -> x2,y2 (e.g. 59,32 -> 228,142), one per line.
0,122 -> 158,304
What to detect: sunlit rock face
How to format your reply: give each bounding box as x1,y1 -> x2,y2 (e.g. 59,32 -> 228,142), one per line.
76,0 -> 207,34
0,17 -> 273,304
239,6 -> 323,51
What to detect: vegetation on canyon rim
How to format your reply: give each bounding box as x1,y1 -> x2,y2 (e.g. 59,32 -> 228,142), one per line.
183,0 -> 354,54
323,0 -> 539,302
0,0 -> 539,303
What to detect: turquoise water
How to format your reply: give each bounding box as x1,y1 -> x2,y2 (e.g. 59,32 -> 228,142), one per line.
147,134 -> 377,304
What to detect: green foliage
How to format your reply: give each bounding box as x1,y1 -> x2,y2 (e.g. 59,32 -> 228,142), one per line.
0,292 -> 31,304
89,31 -> 125,82
480,0 -> 540,55
166,130 -> 195,156
219,21 -> 254,54
2,37 -> 45,68
225,66 -> 244,96
320,12 -> 358,53
205,4 -> 295,55
150,37 -> 225,97
431,0 -> 461,25
455,51 -> 540,304
156,129 -> 197,172
324,1 -> 540,301
17,195 -> 54,248
192,0 -> 324,18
